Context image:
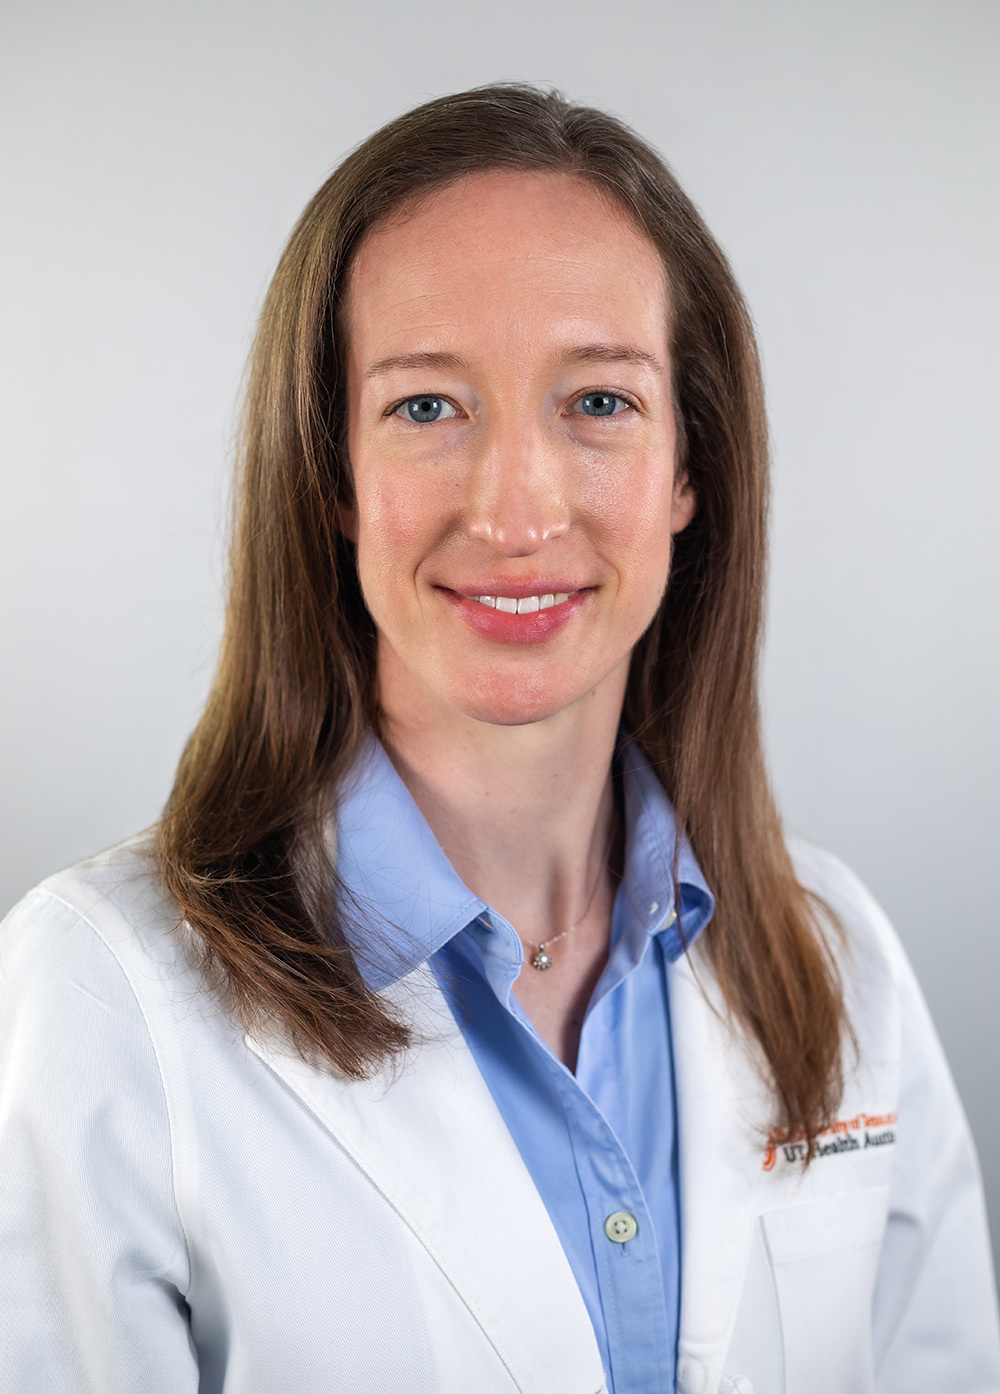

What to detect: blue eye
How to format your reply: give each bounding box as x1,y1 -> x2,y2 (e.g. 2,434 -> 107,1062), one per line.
396,396 -> 457,423
574,392 -> 629,417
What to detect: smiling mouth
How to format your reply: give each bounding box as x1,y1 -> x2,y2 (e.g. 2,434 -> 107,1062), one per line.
467,591 -> 575,614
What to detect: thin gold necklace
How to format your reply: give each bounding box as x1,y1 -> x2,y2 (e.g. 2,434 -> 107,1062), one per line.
523,822 -> 617,971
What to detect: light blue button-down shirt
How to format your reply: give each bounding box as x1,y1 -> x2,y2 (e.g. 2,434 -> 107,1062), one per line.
336,736 -> 714,1394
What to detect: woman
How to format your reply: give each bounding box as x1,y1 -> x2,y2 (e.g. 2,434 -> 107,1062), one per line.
1,85 -> 997,1394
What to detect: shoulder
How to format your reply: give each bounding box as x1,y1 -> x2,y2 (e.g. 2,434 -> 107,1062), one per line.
0,839 -> 190,1195
785,838 -> 939,1096
786,838 -> 968,1141
1,836 -> 243,1216
787,836 -> 910,1002
7,830 -> 177,932
5,831 -> 184,949
1,833 -> 204,1039
788,837 -> 896,955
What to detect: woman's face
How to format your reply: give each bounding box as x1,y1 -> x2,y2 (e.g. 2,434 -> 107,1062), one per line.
344,169 -> 695,730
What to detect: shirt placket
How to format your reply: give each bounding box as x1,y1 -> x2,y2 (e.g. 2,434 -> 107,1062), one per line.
541,1052 -> 674,1393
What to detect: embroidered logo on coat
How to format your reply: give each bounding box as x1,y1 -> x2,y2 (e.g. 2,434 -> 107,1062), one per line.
762,1111 -> 897,1170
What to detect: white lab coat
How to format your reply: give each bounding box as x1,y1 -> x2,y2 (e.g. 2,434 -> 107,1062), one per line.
0,833 -> 997,1394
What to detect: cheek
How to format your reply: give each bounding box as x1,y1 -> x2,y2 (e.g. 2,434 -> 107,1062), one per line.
589,453 -> 679,581
352,470 -> 454,620
354,475 -> 420,563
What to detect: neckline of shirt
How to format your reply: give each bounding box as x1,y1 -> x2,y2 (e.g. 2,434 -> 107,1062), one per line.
334,730 -> 714,992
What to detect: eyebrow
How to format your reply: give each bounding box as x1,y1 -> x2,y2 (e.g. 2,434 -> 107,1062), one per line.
362,342 -> 664,380
363,350 -> 465,380
558,342 -> 664,373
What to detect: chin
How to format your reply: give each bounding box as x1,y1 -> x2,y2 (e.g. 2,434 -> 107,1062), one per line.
450,672 -> 579,728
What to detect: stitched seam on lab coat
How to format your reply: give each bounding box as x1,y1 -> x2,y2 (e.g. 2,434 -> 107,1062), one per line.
27,887 -> 195,1295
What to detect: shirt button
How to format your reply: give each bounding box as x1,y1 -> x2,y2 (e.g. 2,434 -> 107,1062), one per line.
604,1211 -> 638,1243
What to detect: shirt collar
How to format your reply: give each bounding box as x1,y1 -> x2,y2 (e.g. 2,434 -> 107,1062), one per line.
335,733 -> 714,990
615,739 -> 714,961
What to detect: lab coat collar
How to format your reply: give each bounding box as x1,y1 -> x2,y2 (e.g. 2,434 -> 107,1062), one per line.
669,940 -> 770,1394
245,966 -> 609,1394
327,732 -> 747,1391
244,945 -> 765,1394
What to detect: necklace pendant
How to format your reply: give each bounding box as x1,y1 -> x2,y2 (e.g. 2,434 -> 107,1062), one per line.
531,947 -> 553,971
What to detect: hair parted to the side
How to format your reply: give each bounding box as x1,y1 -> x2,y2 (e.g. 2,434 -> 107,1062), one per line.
157,83 -> 847,1148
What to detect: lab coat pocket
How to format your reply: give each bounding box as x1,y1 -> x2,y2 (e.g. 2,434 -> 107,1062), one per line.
761,1185 -> 889,1394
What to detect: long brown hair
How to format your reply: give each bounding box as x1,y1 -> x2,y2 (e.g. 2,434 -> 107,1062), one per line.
157,84 -> 846,1145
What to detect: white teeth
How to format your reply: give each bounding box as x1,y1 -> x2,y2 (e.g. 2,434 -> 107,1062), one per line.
471,591 -> 575,612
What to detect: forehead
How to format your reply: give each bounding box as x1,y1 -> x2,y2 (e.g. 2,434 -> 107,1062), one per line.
344,170 -> 669,365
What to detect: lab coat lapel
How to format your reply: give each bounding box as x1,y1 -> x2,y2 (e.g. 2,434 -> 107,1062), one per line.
669,944 -> 768,1394
245,967 -> 607,1394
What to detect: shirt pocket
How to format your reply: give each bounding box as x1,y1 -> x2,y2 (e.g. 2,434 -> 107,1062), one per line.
761,1185 -> 889,1394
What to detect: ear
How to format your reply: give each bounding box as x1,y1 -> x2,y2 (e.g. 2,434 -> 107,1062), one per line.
670,470 -> 697,535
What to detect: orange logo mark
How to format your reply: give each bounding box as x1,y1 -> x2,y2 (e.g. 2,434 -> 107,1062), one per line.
763,1111 -> 897,1169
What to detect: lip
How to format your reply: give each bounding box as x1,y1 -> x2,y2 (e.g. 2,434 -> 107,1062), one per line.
444,578 -> 587,601
437,583 -> 592,645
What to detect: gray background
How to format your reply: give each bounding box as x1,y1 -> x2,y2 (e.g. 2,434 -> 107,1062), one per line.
3,0 -> 998,1270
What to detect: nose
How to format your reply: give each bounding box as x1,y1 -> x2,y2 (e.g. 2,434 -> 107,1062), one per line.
464,420 -> 570,557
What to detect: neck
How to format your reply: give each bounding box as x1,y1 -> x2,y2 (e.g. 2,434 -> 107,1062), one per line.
378,661 -> 627,948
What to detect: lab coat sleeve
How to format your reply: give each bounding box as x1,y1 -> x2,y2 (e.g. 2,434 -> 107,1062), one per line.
0,888 -> 199,1393
872,925 -> 1000,1392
